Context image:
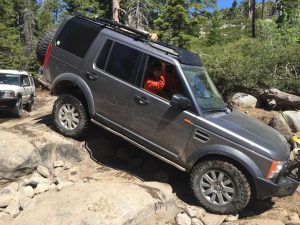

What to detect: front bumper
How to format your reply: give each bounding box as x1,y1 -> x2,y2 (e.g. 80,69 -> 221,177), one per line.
0,98 -> 17,111
255,160 -> 299,199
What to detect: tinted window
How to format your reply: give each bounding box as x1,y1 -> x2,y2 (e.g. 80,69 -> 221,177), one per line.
56,18 -> 101,58
96,40 -> 113,70
22,76 -> 30,87
104,42 -> 142,83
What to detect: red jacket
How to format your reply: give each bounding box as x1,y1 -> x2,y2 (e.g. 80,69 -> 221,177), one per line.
143,73 -> 166,95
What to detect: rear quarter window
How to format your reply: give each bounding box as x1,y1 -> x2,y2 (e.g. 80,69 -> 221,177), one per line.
56,18 -> 101,58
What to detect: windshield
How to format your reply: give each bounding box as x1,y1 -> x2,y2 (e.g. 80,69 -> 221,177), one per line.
182,66 -> 226,112
0,73 -> 20,86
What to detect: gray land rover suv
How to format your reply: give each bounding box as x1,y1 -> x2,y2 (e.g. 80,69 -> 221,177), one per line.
37,15 -> 299,214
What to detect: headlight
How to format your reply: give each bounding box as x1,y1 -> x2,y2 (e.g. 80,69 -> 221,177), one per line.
266,161 -> 285,180
0,90 -> 15,98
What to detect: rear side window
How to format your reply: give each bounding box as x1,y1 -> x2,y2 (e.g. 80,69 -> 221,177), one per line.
56,18 -> 101,58
96,41 -> 142,84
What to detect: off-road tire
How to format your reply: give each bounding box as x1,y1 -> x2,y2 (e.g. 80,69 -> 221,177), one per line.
36,28 -> 56,65
53,94 -> 88,138
190,160 -> 251,214
25,96 -> 34,112
12,98 -> 23,118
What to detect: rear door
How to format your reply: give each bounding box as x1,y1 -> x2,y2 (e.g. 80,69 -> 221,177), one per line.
48,17 -> 102,83
83,37 -> 144,128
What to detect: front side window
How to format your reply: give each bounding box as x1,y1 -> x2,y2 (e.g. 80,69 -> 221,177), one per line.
0,73 -> 20,86
96,41 -> 142,84
142,56 -> 184,101
56,18 -> 101,58
182,65 -> 226,112
22,76 -> 30,86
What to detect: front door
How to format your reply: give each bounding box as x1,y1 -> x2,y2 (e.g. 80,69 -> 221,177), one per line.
126,56 -> 196,161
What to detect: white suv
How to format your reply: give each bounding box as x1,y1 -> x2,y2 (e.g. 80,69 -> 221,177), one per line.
0,70 -> 35,117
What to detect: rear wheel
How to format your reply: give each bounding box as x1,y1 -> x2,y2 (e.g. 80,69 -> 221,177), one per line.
12,98 -> 23,118
53,94 -> 88,138
190,160 -> 251,214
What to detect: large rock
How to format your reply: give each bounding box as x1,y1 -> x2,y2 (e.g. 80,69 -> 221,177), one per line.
229,93 -> 258,108
175,212 -> 192,225
270,113 -> 293,139
259,208 -> 300,224
282,111 -> 300,133
0,130 -> 86,184
201,213 -> 227,225
12,181 -> 177,225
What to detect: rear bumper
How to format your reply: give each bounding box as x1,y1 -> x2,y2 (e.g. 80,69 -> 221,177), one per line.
255,160 -> 299,199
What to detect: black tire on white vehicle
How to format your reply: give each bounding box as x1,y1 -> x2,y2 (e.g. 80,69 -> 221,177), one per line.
12,98 -> 23,118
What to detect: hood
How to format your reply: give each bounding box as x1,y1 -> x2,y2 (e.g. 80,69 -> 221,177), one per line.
208,110 -> 290,160
0,84 -> 21,92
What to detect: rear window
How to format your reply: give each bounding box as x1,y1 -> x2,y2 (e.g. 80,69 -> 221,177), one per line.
56,18 -> 101,58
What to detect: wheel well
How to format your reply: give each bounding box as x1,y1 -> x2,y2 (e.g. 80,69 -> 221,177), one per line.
192,154 -> 257,199
52,80 -> 88,109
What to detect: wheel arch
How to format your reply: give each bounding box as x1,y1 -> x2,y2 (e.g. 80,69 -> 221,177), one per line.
51,73 -> 95,116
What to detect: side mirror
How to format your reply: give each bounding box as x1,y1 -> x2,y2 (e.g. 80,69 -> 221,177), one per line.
170,94 -> 192,109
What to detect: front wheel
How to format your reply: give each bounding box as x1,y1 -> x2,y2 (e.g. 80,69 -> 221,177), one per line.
11,98 -> 23,118
53,94 -> 88,138
190,160 -> 251,214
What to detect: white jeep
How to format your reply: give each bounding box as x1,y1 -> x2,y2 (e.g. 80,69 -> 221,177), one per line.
0,70 -> 35,117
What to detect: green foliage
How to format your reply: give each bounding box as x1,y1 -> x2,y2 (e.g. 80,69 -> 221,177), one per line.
207,10 -> 223,46
155,0 -> 194,49
192,30 -> 300,96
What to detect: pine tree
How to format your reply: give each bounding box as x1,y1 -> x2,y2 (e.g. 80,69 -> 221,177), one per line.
0,0 -> 23,70
155,0 -> 193,49
207,9 -> 223,46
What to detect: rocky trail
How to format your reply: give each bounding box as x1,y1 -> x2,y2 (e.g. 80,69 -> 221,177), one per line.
0,90 -> 300,225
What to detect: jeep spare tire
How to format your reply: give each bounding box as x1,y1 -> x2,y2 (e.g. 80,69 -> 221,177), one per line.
36,28 -> 56,65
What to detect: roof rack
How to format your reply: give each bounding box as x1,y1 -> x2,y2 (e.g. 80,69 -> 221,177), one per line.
74,13 -> 179,56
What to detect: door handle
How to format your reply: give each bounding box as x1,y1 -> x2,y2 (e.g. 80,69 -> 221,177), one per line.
85,71 -> 97,80
134,95 -> 149,105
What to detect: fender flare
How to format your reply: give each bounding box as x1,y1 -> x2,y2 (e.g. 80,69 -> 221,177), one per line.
51,73 -> 95,115
185,144 -> 264,178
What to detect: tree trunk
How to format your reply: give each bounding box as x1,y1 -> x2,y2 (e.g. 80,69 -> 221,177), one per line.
136,0 -> 140,29
252,0 -> 256,38
112,0 -> 120,23
262,0 -> 265,19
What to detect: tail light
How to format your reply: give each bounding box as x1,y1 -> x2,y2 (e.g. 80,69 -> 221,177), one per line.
44,43 -> 53,69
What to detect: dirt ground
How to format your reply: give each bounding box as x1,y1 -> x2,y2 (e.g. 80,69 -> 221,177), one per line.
1,89 -> 300,225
